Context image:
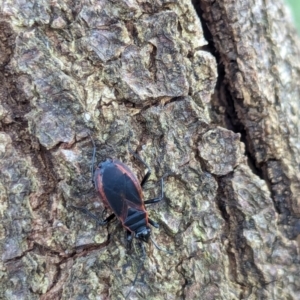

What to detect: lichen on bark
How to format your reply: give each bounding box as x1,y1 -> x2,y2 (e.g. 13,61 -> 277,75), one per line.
0,0 -> 300,299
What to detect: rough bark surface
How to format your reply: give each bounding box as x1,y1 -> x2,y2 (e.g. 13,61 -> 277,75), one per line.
0,0 -> 299,299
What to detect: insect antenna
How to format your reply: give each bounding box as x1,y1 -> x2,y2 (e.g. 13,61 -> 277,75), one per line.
88,132 -> 96,184
150,236 -> 173,255
125,242 -> 146,299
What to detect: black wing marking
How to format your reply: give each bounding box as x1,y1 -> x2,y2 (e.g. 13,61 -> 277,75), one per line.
102,165 -> 143,218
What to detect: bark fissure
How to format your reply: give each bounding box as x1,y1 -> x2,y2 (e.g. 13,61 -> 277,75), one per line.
194,0 -> 300,243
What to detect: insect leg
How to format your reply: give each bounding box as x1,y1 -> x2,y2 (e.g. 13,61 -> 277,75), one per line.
127,131 -> 151,188
104,213 -> 116,223
148,218 -> 159,228
140,171 -> 151,188
144,177 -> 164,204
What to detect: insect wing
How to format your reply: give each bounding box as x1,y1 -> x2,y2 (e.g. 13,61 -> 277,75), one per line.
114,160 -> 144,204
98,160 -> 144,220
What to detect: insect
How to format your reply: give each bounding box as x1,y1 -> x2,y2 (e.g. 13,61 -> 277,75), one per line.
72,133 -> 170,297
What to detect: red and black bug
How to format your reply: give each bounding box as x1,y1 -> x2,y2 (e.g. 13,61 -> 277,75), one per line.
93,157 -> 163,243
73,133 -> 164,247
72,133 -> 170,296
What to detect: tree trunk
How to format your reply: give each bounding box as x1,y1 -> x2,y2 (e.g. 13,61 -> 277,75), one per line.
1,0 -> 299,299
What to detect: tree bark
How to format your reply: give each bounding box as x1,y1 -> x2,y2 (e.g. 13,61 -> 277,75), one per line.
0,0 -> 299,299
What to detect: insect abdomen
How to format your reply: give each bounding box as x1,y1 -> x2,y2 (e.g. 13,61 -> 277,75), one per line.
124,208 -> 148,232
